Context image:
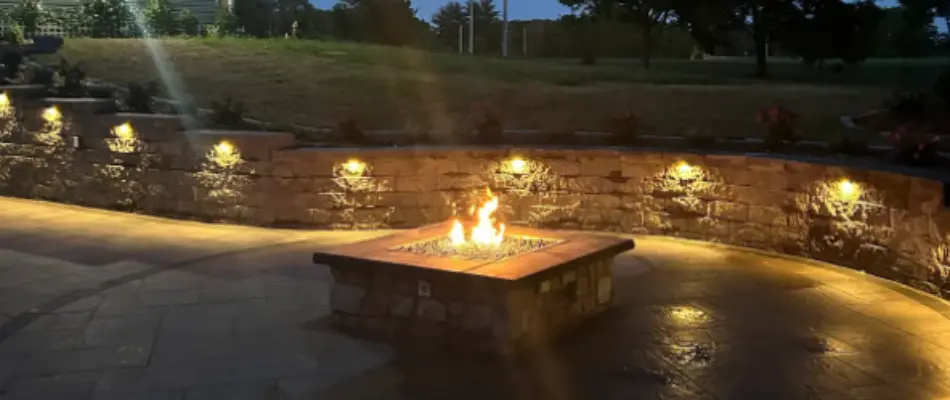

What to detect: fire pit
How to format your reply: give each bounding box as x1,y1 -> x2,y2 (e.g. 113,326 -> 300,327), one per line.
312,190 -> 635,353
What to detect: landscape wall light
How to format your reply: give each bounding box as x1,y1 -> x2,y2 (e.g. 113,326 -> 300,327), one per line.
342,158 -> 368,176
42,106 -> 61,123
835,179 -> 861,201
505,156 -> 528,174
112,122 -> 135,140
0,92 -> 10,111
210,140 -> 241,169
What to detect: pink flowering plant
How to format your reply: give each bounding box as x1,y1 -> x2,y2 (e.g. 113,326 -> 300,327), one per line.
757,106 -> 800,149
887,123 -> 943,166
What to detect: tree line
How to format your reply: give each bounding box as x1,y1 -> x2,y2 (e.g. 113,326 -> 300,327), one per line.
1,0 -> 947,76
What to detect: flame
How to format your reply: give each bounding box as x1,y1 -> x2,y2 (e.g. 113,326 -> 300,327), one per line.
448,189 -> 505,246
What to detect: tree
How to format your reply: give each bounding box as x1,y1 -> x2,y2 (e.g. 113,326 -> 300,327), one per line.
673,0 -> 801,78
177,8 -> 199,35
337,0 -> 430,46
432,2 -> 466,51
144,0 -> 178,36
80,0 -> 129,38
211,5 -> 239,36
559,0 -> 673,69
10,0 -> 43,37
898,0 -> 940,56
789,0 -> 882,67
469,0 -> 501,53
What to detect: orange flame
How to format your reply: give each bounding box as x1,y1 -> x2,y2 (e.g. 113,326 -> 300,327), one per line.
448,189 -> 505,246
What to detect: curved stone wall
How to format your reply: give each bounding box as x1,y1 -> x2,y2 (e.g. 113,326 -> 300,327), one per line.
2,97 -> 950,300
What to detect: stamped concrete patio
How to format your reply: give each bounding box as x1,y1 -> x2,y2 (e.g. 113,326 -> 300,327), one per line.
0,197 -> 949,400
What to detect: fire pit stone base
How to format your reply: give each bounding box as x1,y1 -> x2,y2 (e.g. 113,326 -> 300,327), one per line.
314,223 -> 634,353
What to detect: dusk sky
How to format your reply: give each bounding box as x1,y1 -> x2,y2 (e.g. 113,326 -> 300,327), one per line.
312,0 -> 911,23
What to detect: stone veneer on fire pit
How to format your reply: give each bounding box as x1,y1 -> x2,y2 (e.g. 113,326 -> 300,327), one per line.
312,222 -> 635,353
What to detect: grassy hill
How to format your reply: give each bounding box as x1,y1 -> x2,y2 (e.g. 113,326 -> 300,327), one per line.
50,37 -> 947,139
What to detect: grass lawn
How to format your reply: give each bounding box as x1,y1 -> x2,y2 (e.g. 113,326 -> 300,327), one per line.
49,37 -> 947,141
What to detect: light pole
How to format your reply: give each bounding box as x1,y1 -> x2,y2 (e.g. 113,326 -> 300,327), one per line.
468,0 -> 475,54
502,0 -> 509,57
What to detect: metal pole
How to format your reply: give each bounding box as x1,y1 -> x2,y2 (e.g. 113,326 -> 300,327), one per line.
522,27 -> 527,56
502,0 -> 509,57
468,0 -> 475,54
458,25 -> 463,54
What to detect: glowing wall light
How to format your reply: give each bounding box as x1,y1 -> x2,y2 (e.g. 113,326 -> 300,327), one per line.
108,122 -> 139,153
505,156 -> 528,174
836,179 -> 861,201
0,92 -> 10,115
42,106 -> 61,123
112,123 -> 134,140
669,161 -> 702,181
342,158 -> 368,176
209,140 -> 242,169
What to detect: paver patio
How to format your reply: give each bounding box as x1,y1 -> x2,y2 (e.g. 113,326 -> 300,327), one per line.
1,197 -> 949,399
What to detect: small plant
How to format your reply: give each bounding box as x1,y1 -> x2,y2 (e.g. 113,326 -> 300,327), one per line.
338,118 -> 369,144
757,105 -> 800,149
828,134 -> 869,156
607,111 -> 640,145
0,50 -> 23,81
885,92 -> 929,123
56,58 -> 88,97
888,124 -> 942,166
473,103 -> 504,145
685,128 -> 717,149
209,96 -> 246,128
28,67 -> 54,86
124,81 -> 160,113
2,22 -> 25,46
935,68 -> 950,107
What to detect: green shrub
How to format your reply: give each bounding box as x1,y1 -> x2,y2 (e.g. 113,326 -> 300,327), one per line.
3,22 -> 25,45
80,0 -> 130,38
56,58 -> 87,97
757,106 -> 800,150
124,81 -> 160,113
472,104 -> 504,145
211,6 -> 237,37
144,0 -> 177,36
606,111 -> 640,145
828,134 -> 869,156
210,96 -> 246,128
177,8 -> 199,36
10,0 -> 42,37
338,118 -> 369,144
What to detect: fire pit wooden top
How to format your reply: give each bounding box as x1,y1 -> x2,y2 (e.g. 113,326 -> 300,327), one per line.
312,222 -> 635,281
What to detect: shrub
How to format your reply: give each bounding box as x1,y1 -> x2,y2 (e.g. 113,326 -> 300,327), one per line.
124,81 -> 160,113
935,68 -> 950,107
338,118 -> 369,144
887,124 -> 942,167
472,104 -> 504,145
0,47 -> 24,81
884,92 -> 929,123
606,111 -> 640,145
144,0 -> 177,36
29,67 -> 54,86
81,0 -> 130,38
209,96 -> 245,128
177,8 -> 199,36
2,22 -> 25,46
56,58 -> 87,97
828,134 -> 869,156
9,0 -> 42,37
757,106 -> 800,149
685,128 -> 716,150
211,6 -> 238,37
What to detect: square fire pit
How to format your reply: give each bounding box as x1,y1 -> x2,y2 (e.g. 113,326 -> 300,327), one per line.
312,221 -> 635,353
